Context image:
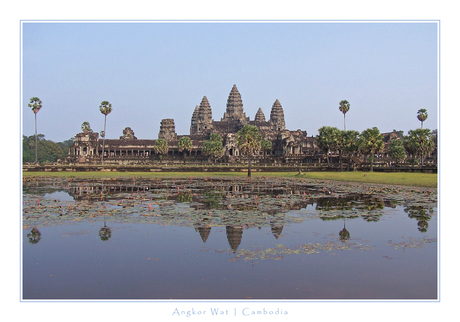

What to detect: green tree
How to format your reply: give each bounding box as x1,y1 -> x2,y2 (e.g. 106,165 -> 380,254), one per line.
22,135 -> 67,164
99,101 -> 112,163
209,133 -> 223,142
56,138 -> 75,158
337,130 -> 360,171
339,100 -> 350,131
417,109 -> 428,129
388,139 -> 407,164
81,121 -> 93,133
236,125 -> 262,177
154,138 -> 169,157
359,127 -> 384,172
261,140 -> 272,157
316,126 -> 341,165
178,136 -> 193,157
405,128 -> 434,166
28,97 -> 42,164
22,135 -> 35,162
202,133 -> 224,163
392,129 -> 405,139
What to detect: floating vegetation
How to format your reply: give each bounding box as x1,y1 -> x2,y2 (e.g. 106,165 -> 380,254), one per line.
22,176 -> 438,300
387,237 -> 437,250
222,241 -> 374,262
23,176 -> 437,231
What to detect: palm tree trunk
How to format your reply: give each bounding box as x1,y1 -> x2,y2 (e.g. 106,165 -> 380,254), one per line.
339,151 -> 343,172
344,115 -> 346,131
34,113 -> 38,164
248,153 -> 252,177
101,115 -> 106,164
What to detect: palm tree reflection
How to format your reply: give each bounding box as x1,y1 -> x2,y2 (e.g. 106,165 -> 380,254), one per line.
404,205 -> 433,233
27,228 -> 41,244
99,221 -> 112,241
339,219 -> 350,241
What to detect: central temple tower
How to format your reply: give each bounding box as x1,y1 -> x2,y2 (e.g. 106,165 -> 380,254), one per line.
221,84 -> 249,124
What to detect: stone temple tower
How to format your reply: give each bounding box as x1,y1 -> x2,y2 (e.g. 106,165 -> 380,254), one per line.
221,84 -> 249,124
193,96 -> 214,134
254,108 -> 266,123
190,105 -> 199,134
158,119 -> 178,141
269,99 -> 286,131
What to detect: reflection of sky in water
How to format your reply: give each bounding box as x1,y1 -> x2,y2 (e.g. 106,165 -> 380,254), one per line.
43,191 -> 74,201
22,178 -> 437,300
22,206 -> 437,300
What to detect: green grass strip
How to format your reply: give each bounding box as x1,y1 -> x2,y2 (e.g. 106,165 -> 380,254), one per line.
22,171 -> 437,188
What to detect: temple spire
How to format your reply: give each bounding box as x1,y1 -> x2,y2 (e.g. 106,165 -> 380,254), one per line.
190,105 -> 199,134
254,108 -> 266,123
221,84 -> 248,123
269,99 -> 286,131
196,96 -> 213,133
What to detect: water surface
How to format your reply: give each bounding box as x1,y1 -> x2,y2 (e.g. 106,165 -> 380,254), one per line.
22,176 -> 437,300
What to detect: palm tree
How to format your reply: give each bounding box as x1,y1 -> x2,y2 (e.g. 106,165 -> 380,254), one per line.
28,97 -> 42,164
202,133 -> 223,163
81,121 -> 92,133
154,138 -> 169,158
404,128 -> 435,166
339,100 -> 350,131
359,127 -> 384,172
316,126 -> 341,165
99,101 -> 112,163
261,140 -> 272,158
178,136 -> 193,162
337,130 -> 359,171
236,125 -> 262,177
417,109 -> 428,128
388,139 -> 407,164
178,136 -> 193,155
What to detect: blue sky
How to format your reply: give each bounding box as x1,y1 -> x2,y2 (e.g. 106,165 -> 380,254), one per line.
22,21 -> 438,142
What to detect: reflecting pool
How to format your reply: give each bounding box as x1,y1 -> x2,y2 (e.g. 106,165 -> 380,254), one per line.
22,176 -> 438,300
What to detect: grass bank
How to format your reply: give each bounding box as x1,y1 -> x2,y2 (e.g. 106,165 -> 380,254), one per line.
22,171 -> 437,188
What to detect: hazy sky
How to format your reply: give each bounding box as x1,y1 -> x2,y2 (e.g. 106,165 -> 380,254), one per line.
22,21 -> 438,142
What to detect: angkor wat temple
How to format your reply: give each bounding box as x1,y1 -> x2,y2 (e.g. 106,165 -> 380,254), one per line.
67,84 -> 321,165
66,84 -> 436,166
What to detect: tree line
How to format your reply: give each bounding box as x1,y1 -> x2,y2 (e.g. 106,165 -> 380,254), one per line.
25,97 -> 435,173
316,126 -> 436,172
316,106 -> 434,171
22,134 -> 74,164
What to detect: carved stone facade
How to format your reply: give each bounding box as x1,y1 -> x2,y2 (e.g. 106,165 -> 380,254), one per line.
120,127 -> 137,140
67,84 -> 322,165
